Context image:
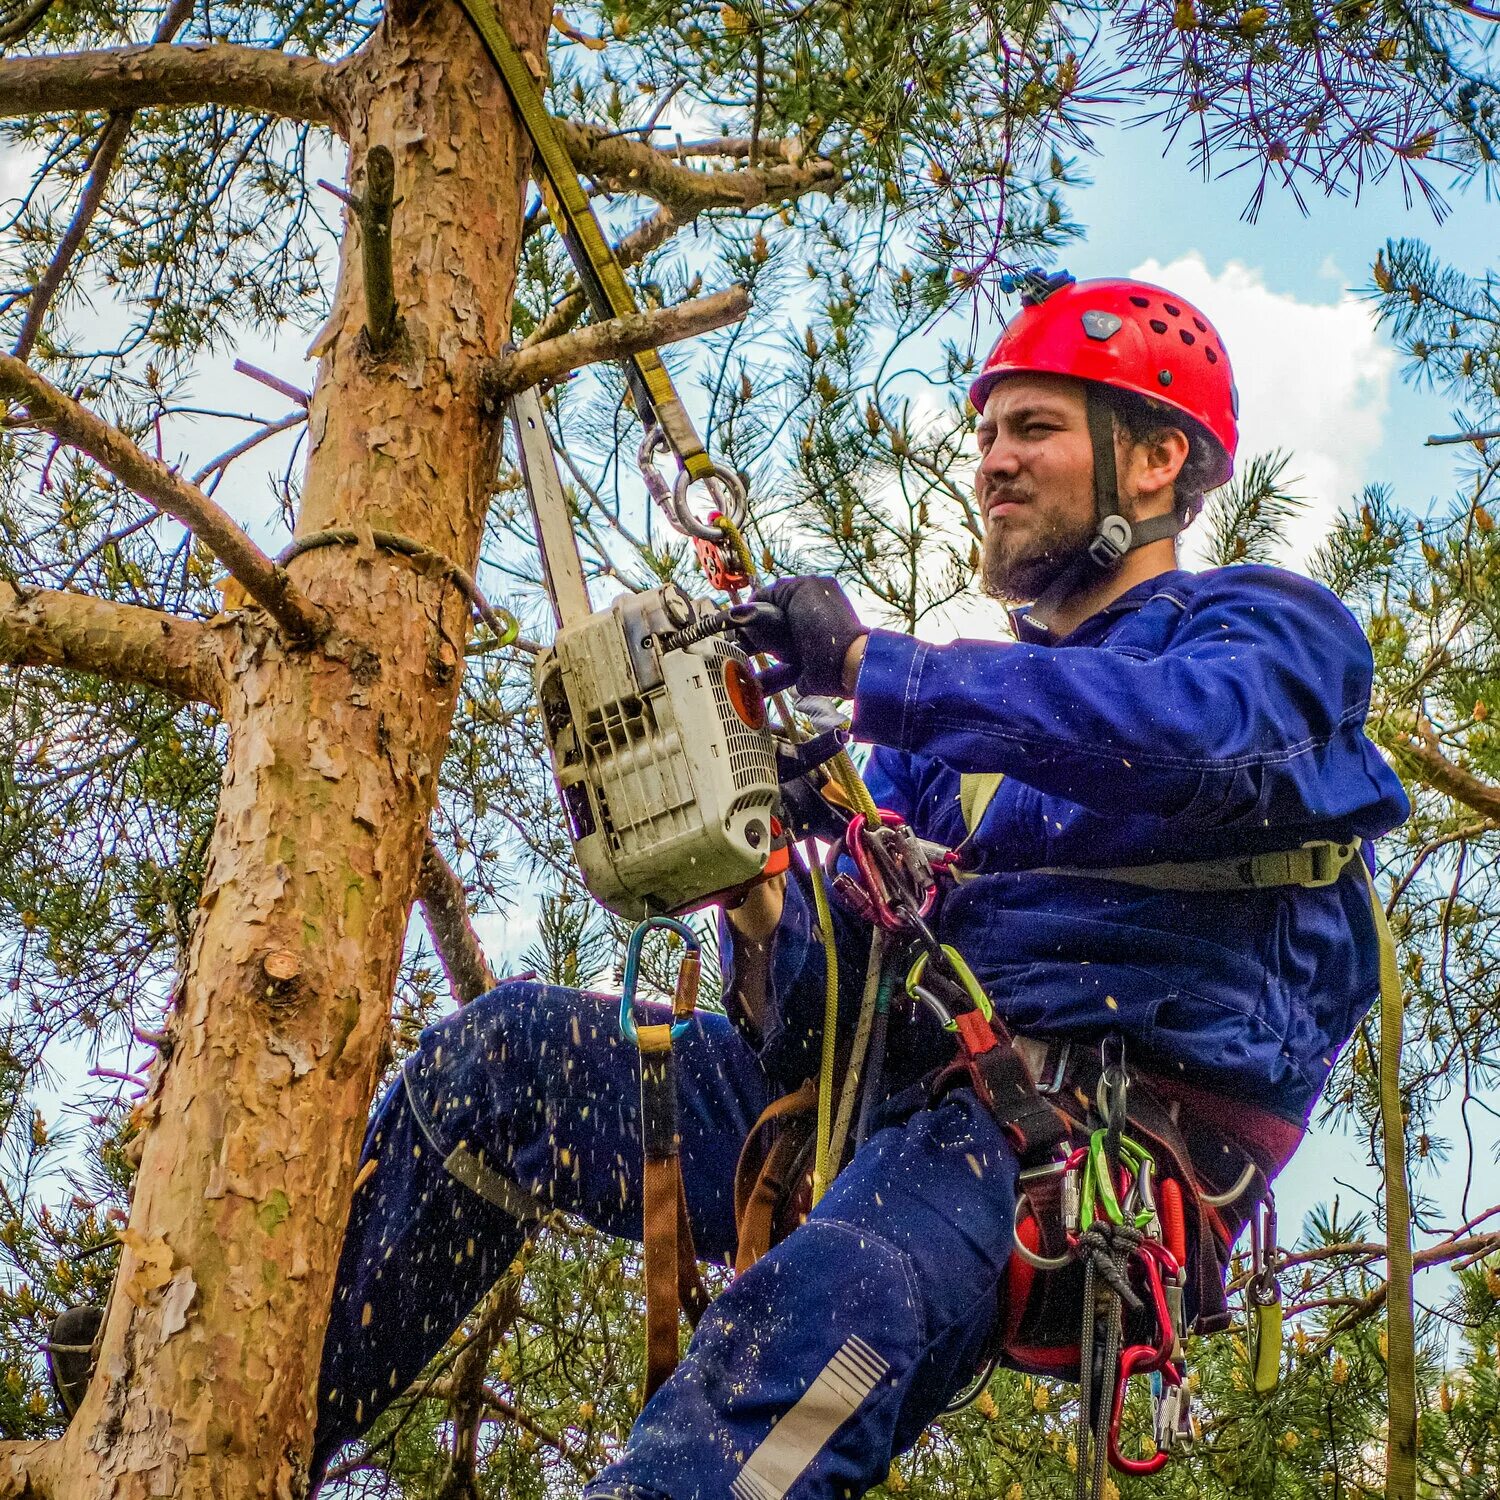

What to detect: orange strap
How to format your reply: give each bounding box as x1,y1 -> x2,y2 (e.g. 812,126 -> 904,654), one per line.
732,1081 -> 818,1274
637,1024 -> 708,1400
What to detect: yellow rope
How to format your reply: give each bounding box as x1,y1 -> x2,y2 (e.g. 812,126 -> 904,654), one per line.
808,858 -> 841,1206
1365,861 -> 1416,1500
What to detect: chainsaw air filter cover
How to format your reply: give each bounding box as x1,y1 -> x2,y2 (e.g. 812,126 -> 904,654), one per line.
536,585 -> 780,918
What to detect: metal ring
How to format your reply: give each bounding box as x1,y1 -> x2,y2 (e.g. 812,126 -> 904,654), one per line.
1012,1194 -> 1073,1271
671,462 -> 748,542
1199,1159 -> 1258,1208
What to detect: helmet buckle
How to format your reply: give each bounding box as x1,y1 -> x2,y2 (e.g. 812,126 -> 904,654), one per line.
1088,515 -> 1132,571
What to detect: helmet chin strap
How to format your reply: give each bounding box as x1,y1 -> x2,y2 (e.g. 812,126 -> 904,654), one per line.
1017,388 -> 1192,638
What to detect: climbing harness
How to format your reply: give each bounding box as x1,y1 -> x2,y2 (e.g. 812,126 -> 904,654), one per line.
620,917 -> 710,1399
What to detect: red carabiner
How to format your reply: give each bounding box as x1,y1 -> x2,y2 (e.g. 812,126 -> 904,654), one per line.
1133,1241 -> 1181,1368
846,810 -> 936,931
1108,1346 -> 1181,1475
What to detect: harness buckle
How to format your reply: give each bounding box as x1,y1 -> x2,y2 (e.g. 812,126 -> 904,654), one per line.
1298,839 -> 1355,887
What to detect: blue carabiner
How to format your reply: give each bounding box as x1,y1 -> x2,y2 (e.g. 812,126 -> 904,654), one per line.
619,915 -> 701,1044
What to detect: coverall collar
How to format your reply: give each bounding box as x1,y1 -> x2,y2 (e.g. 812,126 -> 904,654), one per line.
1009,569 -> 1192,648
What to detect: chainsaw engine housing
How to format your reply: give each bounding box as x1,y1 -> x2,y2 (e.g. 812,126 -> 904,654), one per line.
536,585 -> 780,918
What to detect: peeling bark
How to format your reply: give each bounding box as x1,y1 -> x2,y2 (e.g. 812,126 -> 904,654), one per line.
24,3 -> 549,1494
0,43 -> 343,131
0,581 -> 224,706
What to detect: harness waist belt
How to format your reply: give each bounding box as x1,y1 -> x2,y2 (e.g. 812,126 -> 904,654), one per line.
1030,838 -> 1360,892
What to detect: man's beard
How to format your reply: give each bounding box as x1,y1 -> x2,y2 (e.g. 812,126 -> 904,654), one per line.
980,503 -> 1096,604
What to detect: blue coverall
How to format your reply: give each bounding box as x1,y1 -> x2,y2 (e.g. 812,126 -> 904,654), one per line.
312,565 -> 1409,1498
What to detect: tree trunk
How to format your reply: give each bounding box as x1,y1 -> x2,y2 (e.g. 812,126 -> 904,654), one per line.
22,4 -> 545,1493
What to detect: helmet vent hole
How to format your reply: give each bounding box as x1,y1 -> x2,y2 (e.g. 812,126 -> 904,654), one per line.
1129,295 -> 1150,308
1149,319 -> 1168,335
1179,329 -> 1195,345
1205,348 -> 1219,364
1193,317 -> 1207,333
1158,370 -> 1173,386
1164,302 -> 1181,317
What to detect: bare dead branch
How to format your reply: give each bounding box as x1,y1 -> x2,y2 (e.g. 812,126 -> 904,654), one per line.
0,580 -> 224,705
559,120 -> 840,218
0,43 -> 343,132
11,0 -> 194,360
486,286 -> 749,401
0,354 -> 327,642
1386,716 -> 1500,820
418,835 -> 496,1007
232,359 -> 308,407
192,409 -> 306,489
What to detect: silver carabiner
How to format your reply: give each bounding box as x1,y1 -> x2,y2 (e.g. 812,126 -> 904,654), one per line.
671,461 -> 748,542
1012,1192 -> 1073,1271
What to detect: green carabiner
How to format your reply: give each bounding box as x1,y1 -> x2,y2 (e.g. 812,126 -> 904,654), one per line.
1079,1128 -> 1156,1230
904,945 -> 993,1022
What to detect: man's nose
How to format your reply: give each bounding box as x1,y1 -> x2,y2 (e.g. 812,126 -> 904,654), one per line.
978,435 -> 1020,479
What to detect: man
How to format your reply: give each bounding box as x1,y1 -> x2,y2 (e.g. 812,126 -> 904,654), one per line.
310,273 -> 1408,1497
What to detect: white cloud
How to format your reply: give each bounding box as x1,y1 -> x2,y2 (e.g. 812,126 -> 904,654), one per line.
1130,253 -> 1394,566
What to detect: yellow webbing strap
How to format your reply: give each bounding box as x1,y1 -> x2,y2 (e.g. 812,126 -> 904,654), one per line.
958,771 -> 1003,838
1362,859 -> 1416,1500
454,0 -> 713,481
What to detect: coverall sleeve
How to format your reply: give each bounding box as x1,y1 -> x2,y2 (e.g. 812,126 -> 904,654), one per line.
848,569 -> 1390,828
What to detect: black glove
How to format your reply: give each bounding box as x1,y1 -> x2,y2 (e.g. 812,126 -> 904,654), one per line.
731,576 -> 867,699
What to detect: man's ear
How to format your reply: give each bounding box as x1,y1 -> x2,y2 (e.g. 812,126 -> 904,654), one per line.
1122,427 -> 1190,516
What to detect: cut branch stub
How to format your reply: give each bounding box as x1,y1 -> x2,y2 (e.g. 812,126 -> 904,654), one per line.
360,146 -> 400,354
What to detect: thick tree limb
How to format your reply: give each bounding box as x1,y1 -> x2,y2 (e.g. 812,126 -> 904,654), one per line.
0,580 -> 223,705
419,835 -> 496,1006
0,43 -> 342,131
485,286 -> 749,400
1301,1230 -> 1500,1342
1386,716 -> 1500,820
0,354 -> 327,642
0,1440 -> 50,1498
11,0 -> 194,361
559,120 -> 840,218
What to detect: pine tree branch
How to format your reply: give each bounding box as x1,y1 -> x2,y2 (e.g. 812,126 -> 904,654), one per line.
484,285 -> 749,400
558,120 -> 840,217
11,0 -> 195,361
1385,716 -> 1500,820
0,43 -> 343,131
524,204 -> 682,349
418,835 -> 496,1007
0,580 -> 224,705
0,354 -> 327,642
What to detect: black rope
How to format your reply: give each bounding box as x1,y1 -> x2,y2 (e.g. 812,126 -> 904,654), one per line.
276,528 -> 535,652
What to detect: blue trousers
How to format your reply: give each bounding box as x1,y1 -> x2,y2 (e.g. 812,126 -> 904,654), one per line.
313,983 -> 1019,1499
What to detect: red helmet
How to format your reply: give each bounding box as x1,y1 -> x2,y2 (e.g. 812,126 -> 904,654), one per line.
968,275 -> 1238,487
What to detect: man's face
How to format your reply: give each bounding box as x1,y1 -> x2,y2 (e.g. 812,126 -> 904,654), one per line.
974,374 -> 1102,603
